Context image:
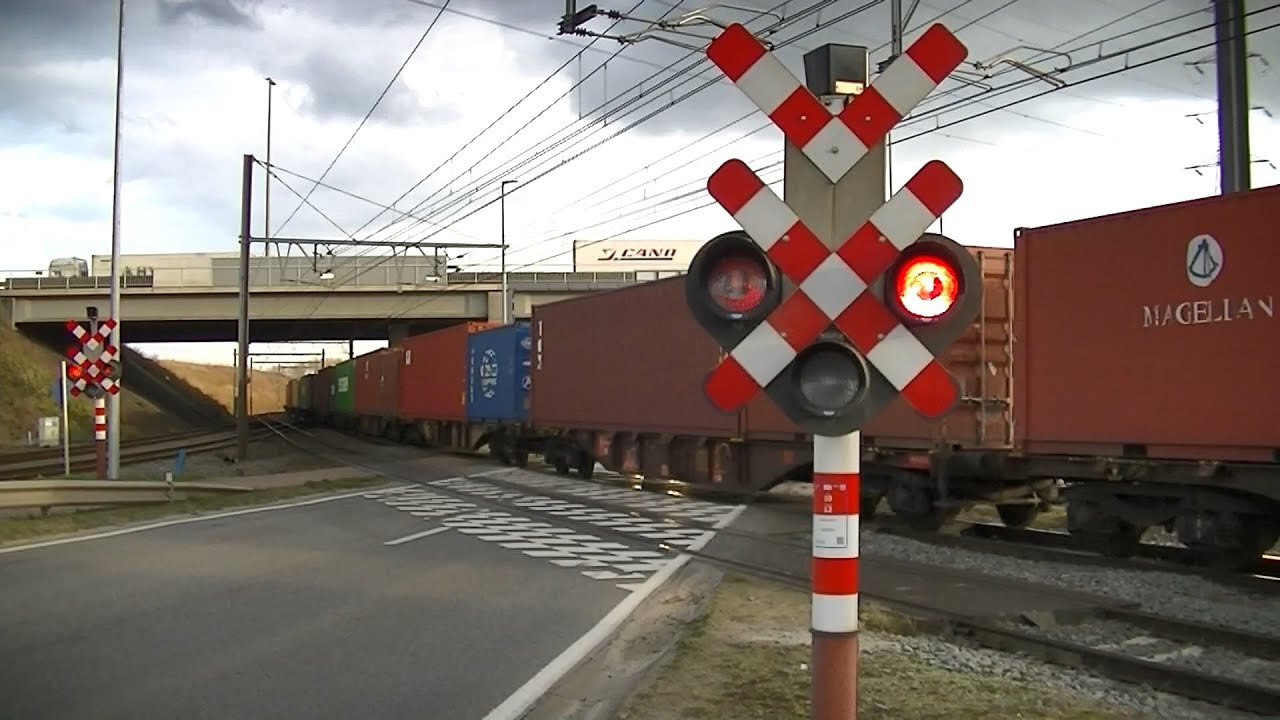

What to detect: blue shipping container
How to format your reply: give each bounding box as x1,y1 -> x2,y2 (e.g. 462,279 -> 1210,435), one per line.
466,323 -> 532,422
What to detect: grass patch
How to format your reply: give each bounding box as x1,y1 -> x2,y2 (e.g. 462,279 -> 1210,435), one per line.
617,573 -> 1147,720
0,476 -> 387,545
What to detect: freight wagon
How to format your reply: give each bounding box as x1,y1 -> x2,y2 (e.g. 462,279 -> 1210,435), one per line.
283,185 -> 1280,569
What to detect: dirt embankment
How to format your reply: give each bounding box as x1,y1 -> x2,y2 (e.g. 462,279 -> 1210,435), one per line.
0,326 -> 178,445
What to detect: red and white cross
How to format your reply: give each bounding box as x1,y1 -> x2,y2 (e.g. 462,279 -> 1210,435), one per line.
703,158 -> 964,417
707,22 -> 967,183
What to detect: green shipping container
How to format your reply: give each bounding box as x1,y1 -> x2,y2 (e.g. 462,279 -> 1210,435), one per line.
330,360 -> 355,415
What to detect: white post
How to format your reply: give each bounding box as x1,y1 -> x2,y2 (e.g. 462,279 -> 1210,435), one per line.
59,360 -> 71,476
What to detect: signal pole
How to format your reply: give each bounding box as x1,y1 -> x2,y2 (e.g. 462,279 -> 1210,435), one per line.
236,154 -> 253,462
1213,0 -> 1251,193
689,23 -> 977,720
106,0 -> 126,480
782,58 -> 885,720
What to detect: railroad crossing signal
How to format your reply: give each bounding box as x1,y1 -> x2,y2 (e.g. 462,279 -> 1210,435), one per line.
65,317 -> 122,399
687,22 -> 983,436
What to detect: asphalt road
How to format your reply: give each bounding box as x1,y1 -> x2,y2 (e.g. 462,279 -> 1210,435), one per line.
0,474 -> 654,720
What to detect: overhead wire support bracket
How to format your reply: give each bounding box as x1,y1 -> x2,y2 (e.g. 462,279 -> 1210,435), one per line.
558,3 -> 784,51
970,46 -> 1072,88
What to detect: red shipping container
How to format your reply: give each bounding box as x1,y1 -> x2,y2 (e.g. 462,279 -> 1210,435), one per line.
398,322 -> 493,421
739,246 -> 1016,450
1014,185 -> 1280,463
355,347 -> 404,418
531,276 -> 738,437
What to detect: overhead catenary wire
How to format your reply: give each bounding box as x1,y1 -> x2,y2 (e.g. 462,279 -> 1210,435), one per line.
274,0 -> 1264,333
371,0 -> 848,247
345,0 -> 660,244
270,0 -> 453,241
262,0 -> 669,347
271,0 -> 849,338
368,11 -> 1280,324
310,0 -> 839,296
371,0 -> 863,257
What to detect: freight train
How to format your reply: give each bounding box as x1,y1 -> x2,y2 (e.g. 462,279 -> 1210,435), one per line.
285,184 -> 1280,570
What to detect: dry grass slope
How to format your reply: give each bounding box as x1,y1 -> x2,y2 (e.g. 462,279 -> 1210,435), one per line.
0,326 -> 181,446
157,359 -> 290,415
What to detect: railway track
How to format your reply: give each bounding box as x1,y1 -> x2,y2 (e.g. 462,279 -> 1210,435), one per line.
273,421 -> 1280,588
0,424 -> 278,481
0,426 -> 233,461
260,420 -> 1280,715
972,607 -> 1280,716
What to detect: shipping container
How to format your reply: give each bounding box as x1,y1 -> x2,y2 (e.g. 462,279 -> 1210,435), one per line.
531,276 -> 737,438
1014,185 -> 1280,463
313,366 -> 333,416
466,323 -> 532,422
355,347 -> 404,420
297,372 -> 313,412
745,246 -> 1015,451
399,322 -> 493,422
330,359 -> 356,417
285,378 -> 298,410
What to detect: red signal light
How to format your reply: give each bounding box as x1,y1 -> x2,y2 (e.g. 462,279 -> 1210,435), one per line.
66,364 -> 84,381
894,253 -> 960,321
707,254 -> 769,316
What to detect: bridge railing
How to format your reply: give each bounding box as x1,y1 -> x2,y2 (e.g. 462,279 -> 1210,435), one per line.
0,268 -> 683,292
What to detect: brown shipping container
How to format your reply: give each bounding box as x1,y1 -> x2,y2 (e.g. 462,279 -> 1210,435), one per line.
1014,185 -> 1280,462
531,276 -> 739,437
355,347 -> 404,418
398,322 -> 493,421
313,366 -> 333,415
744,246 -> 1016,450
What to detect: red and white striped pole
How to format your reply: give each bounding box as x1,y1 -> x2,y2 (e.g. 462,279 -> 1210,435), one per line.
812,431 -> 860,719
94,397 -> 107,480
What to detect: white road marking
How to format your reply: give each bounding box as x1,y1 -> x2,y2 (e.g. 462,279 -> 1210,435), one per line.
479,502 -> 747,720
383,527 -> 451,546
0,486 -> 405,555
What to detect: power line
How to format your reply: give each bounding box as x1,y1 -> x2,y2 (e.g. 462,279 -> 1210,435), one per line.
347,0 -> 658,244
270,0 -> 453,240
274,0 -> 1243,332
373,12 -> 1280,323
379,0 -> 846,244
382,0 -> 854,252
277,0 -> 845,331
321,0 -> 831,292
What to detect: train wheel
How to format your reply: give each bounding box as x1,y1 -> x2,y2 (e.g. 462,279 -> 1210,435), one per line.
553,458 -> 571,475
1176,511 -> 1278,571
996,503 -> 1039,529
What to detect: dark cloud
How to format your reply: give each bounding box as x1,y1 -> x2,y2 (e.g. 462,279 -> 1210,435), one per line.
288,46 -> 459,126
156,0 -> 258,27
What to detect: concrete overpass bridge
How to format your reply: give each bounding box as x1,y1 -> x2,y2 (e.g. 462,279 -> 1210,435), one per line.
1,262 -> 652,345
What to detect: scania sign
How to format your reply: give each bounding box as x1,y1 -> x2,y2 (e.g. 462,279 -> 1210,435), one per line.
597,247 -> 679,262
573,239 -> 705,272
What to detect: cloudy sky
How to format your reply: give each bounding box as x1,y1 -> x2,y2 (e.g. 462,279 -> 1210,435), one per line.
2,0 -> 1277,364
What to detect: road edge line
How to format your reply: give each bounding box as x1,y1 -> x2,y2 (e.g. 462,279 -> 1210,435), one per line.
480,502 -> 749,720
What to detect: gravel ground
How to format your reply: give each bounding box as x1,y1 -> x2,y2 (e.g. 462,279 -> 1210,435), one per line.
118,435 -> 337,481
867,629 -> 1268,720
1005,618 -> 1280,694
861,532 -> 1280,638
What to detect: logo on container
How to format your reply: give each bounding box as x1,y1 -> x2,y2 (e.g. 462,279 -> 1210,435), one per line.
479,349 -> 500,399
1186,234 -> 1223,288
1142,233 -> 1274,328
